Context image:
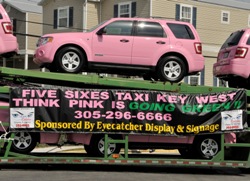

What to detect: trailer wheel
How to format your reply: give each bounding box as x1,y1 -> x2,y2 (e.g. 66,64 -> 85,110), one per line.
86,134 -> 121,157
10,132 -> 38,154
55,46 -> 85,73
157,56 -> 186,82
194,135 -> 220,159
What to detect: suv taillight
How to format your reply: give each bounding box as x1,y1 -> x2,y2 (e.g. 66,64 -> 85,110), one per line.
235,47 -> 248,58
2,22 -> 13,34
194,43 -> 202,54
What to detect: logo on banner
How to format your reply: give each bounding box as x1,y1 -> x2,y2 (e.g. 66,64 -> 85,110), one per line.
10,108 -> 35,128
221,110 -> 243,131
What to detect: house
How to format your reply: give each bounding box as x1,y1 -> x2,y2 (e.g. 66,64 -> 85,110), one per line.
1,0 -> 42,70
39,0 -> 250,86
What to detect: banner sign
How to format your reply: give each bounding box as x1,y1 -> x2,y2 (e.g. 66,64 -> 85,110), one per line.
9,88 -> 247,135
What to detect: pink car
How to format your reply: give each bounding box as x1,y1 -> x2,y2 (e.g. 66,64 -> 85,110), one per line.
0,4 -> 18,58
34,18 -> 204,83
0,95 -> 235,159
213,28 -> 250,88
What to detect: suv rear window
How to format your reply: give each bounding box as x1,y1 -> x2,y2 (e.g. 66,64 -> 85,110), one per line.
167,23 -> 195,39
221,30 -> 244,49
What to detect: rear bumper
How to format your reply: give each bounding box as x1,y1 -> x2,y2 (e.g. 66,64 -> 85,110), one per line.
213,61 -> 249,79
0,37 -> 18,55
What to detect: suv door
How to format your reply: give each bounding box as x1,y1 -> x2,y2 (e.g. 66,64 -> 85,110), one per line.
92,20 -> 134,64
132,21 -> 168,66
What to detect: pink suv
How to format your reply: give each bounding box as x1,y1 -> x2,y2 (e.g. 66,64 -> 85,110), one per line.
213,28 -> 250,88
34,18 -> 204,83
0,4 -> 18,58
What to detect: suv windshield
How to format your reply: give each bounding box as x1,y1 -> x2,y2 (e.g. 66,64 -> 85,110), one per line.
221,30 -> 244,49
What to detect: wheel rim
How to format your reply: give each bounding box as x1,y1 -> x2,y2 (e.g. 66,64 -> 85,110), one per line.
163,60 -> 181,79
61,51 -> 81,71
13,132 -> 32,150
98,137 -> 116,155
200,138 -> 219,157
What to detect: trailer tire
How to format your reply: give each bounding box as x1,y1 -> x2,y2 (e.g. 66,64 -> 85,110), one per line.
194,135 -> 220,159
157,56 -> 186,83
10,132 -> 38,154
55,46 -> 85,73
86,134 -> 121,157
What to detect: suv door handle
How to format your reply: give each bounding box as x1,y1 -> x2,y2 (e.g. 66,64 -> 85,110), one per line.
120,39 -> 129,43
156,41 -> 165,44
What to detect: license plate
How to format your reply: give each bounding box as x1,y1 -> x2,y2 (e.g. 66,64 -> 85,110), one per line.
223,52 -> 229,58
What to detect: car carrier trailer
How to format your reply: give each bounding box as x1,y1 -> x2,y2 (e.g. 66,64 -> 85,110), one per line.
0,67 -> 250,168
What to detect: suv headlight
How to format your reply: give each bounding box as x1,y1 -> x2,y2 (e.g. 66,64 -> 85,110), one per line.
36,37 -> 53,47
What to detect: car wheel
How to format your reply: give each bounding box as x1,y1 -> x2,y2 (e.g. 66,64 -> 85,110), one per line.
10,132 -> 38,154
86,134 -> 121,157
157,56 -> 186,82
194,136 -> 220,159
55,46 -> 85,73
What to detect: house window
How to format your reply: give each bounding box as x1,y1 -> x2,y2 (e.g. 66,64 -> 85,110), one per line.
58,7 -> 68,28
53,7 -> 73,29
213,77 -> 228,87
175,4 -> 197,28
114,2 -> 136,18
180,4 -> 193,23
184,70 -> 204,85
186,75 -> 200,85
221,11 -> 230,24
119,3 -> 130,17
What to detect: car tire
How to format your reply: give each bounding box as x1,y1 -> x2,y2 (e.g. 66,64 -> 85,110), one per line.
85,134 -> 121,157
194,135 -> 220,159
157,56 -> 186,82
83,144 -> 91,154
10,132 -> 38,154
55,46 -> 85,73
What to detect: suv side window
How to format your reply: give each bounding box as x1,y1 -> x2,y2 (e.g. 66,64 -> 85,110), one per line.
167,23 -> 195,39
104,21 -> 133,36
0,13 -> 2,19
136,21 -> 166,37
247,36 -> 250,45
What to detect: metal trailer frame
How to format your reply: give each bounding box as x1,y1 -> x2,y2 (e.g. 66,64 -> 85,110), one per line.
0,67 -> 249,168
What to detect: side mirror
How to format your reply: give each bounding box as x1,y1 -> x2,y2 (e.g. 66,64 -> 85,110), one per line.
96,28 -> 106,35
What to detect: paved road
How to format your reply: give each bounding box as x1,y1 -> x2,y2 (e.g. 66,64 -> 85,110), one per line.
0,146 -> 249,181
0,164 -> 250,181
